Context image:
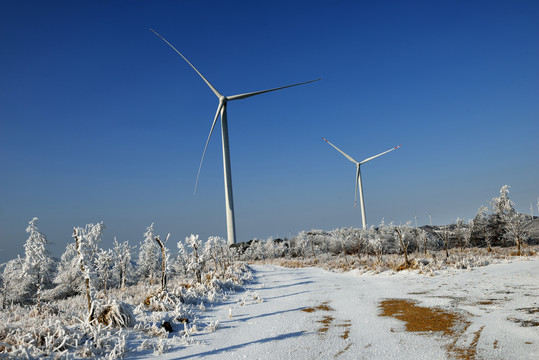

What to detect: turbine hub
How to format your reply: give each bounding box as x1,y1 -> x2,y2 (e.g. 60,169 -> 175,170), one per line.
220,96 -> 227,103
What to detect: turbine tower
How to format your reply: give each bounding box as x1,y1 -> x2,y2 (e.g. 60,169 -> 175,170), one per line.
322,137 -> 401,230
151,29 -> 320,245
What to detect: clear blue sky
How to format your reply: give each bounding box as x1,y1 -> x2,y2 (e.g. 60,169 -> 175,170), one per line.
1,0 -> 538,263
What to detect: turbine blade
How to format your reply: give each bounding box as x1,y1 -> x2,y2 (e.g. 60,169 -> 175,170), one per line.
354,166 -> 360,208
195,102 -> 223,194
227,79 -> 321,101
360,145 -> 402,164
150,29 -> 222,99
322,137 -> 359,164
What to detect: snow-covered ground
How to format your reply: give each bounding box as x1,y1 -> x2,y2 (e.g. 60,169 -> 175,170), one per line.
130,259 -> 539,359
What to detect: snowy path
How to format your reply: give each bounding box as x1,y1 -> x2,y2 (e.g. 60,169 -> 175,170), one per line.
133,260 -> 539,359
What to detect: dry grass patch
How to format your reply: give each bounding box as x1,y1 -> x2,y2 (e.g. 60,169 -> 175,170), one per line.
379,299 -> 463,335
335,343 -> 352,357
300,301 -> 352,357
301,301 -> 334,313
378,298 -> 486,360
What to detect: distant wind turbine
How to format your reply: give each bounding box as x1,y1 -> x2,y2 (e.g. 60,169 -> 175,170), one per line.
322,137 -> 401,230
151,29 -> 320,245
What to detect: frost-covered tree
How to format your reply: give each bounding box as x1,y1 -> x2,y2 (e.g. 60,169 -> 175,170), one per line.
73,222 -> 105,318
463,219 -> 474,250
1,257 -> 24,307
455,218 -> 464,251
21,217 -> 55,305
154,234 -> 170,291
490,185 -> 516,246
505,212 -> 529,256
204,236 -> 227,273
354,229 -> 367,259
137,223 -> 161,285
473,205 -> 492,249
492,185 -> 515,220
243,239 -> 265,260
112,239 -> 133,289
293,232 -> 311,260
435,225 -> 450,258
175,240 -> 189,276
394,223 -> 413,265
332,228 -> 359,264
418,229 -> 431,255
262,238 -> 278,260
95,248 -> 114,297
369,221 -> 392,262
186,234 -> 205,283
50,242 -> 83,299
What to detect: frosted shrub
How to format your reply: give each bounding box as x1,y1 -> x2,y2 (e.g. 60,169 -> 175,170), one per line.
91,299 -> 135,328
1,258 -> 25,306
205,320 -> 220,332
142,290 -> 182,312
1,222 -> 254,359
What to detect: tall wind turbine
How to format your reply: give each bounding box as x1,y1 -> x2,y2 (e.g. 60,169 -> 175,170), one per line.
322,137 -> 401,230
151,29 -> 320,245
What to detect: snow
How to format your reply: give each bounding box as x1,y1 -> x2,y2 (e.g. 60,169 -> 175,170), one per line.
128,259 -> 539,359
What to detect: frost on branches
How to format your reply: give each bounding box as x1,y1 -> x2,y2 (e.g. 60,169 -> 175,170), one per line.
113,238 -> 134,289
1,221 -> 253,359
138,223 -> 162,286
73,222 -> 105,319
21,218 -> 54,305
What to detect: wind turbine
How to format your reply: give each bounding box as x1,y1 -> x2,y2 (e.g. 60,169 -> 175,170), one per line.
322,137 -> 401,230
151,29 -> 320,245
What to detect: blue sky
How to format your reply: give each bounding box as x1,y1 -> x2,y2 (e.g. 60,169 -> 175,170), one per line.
1,0 -> 538,263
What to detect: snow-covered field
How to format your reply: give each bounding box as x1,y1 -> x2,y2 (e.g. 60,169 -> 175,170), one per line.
130,259 -> 538,360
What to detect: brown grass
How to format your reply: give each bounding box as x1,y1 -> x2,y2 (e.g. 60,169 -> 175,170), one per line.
301,301 -> 334,313
300,301 -> 352,357
249,245 -> 539,274
477,300 -> 496,305
378,299 -> 484,360
379,299 -> 463,335
334,343 -> 352,357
